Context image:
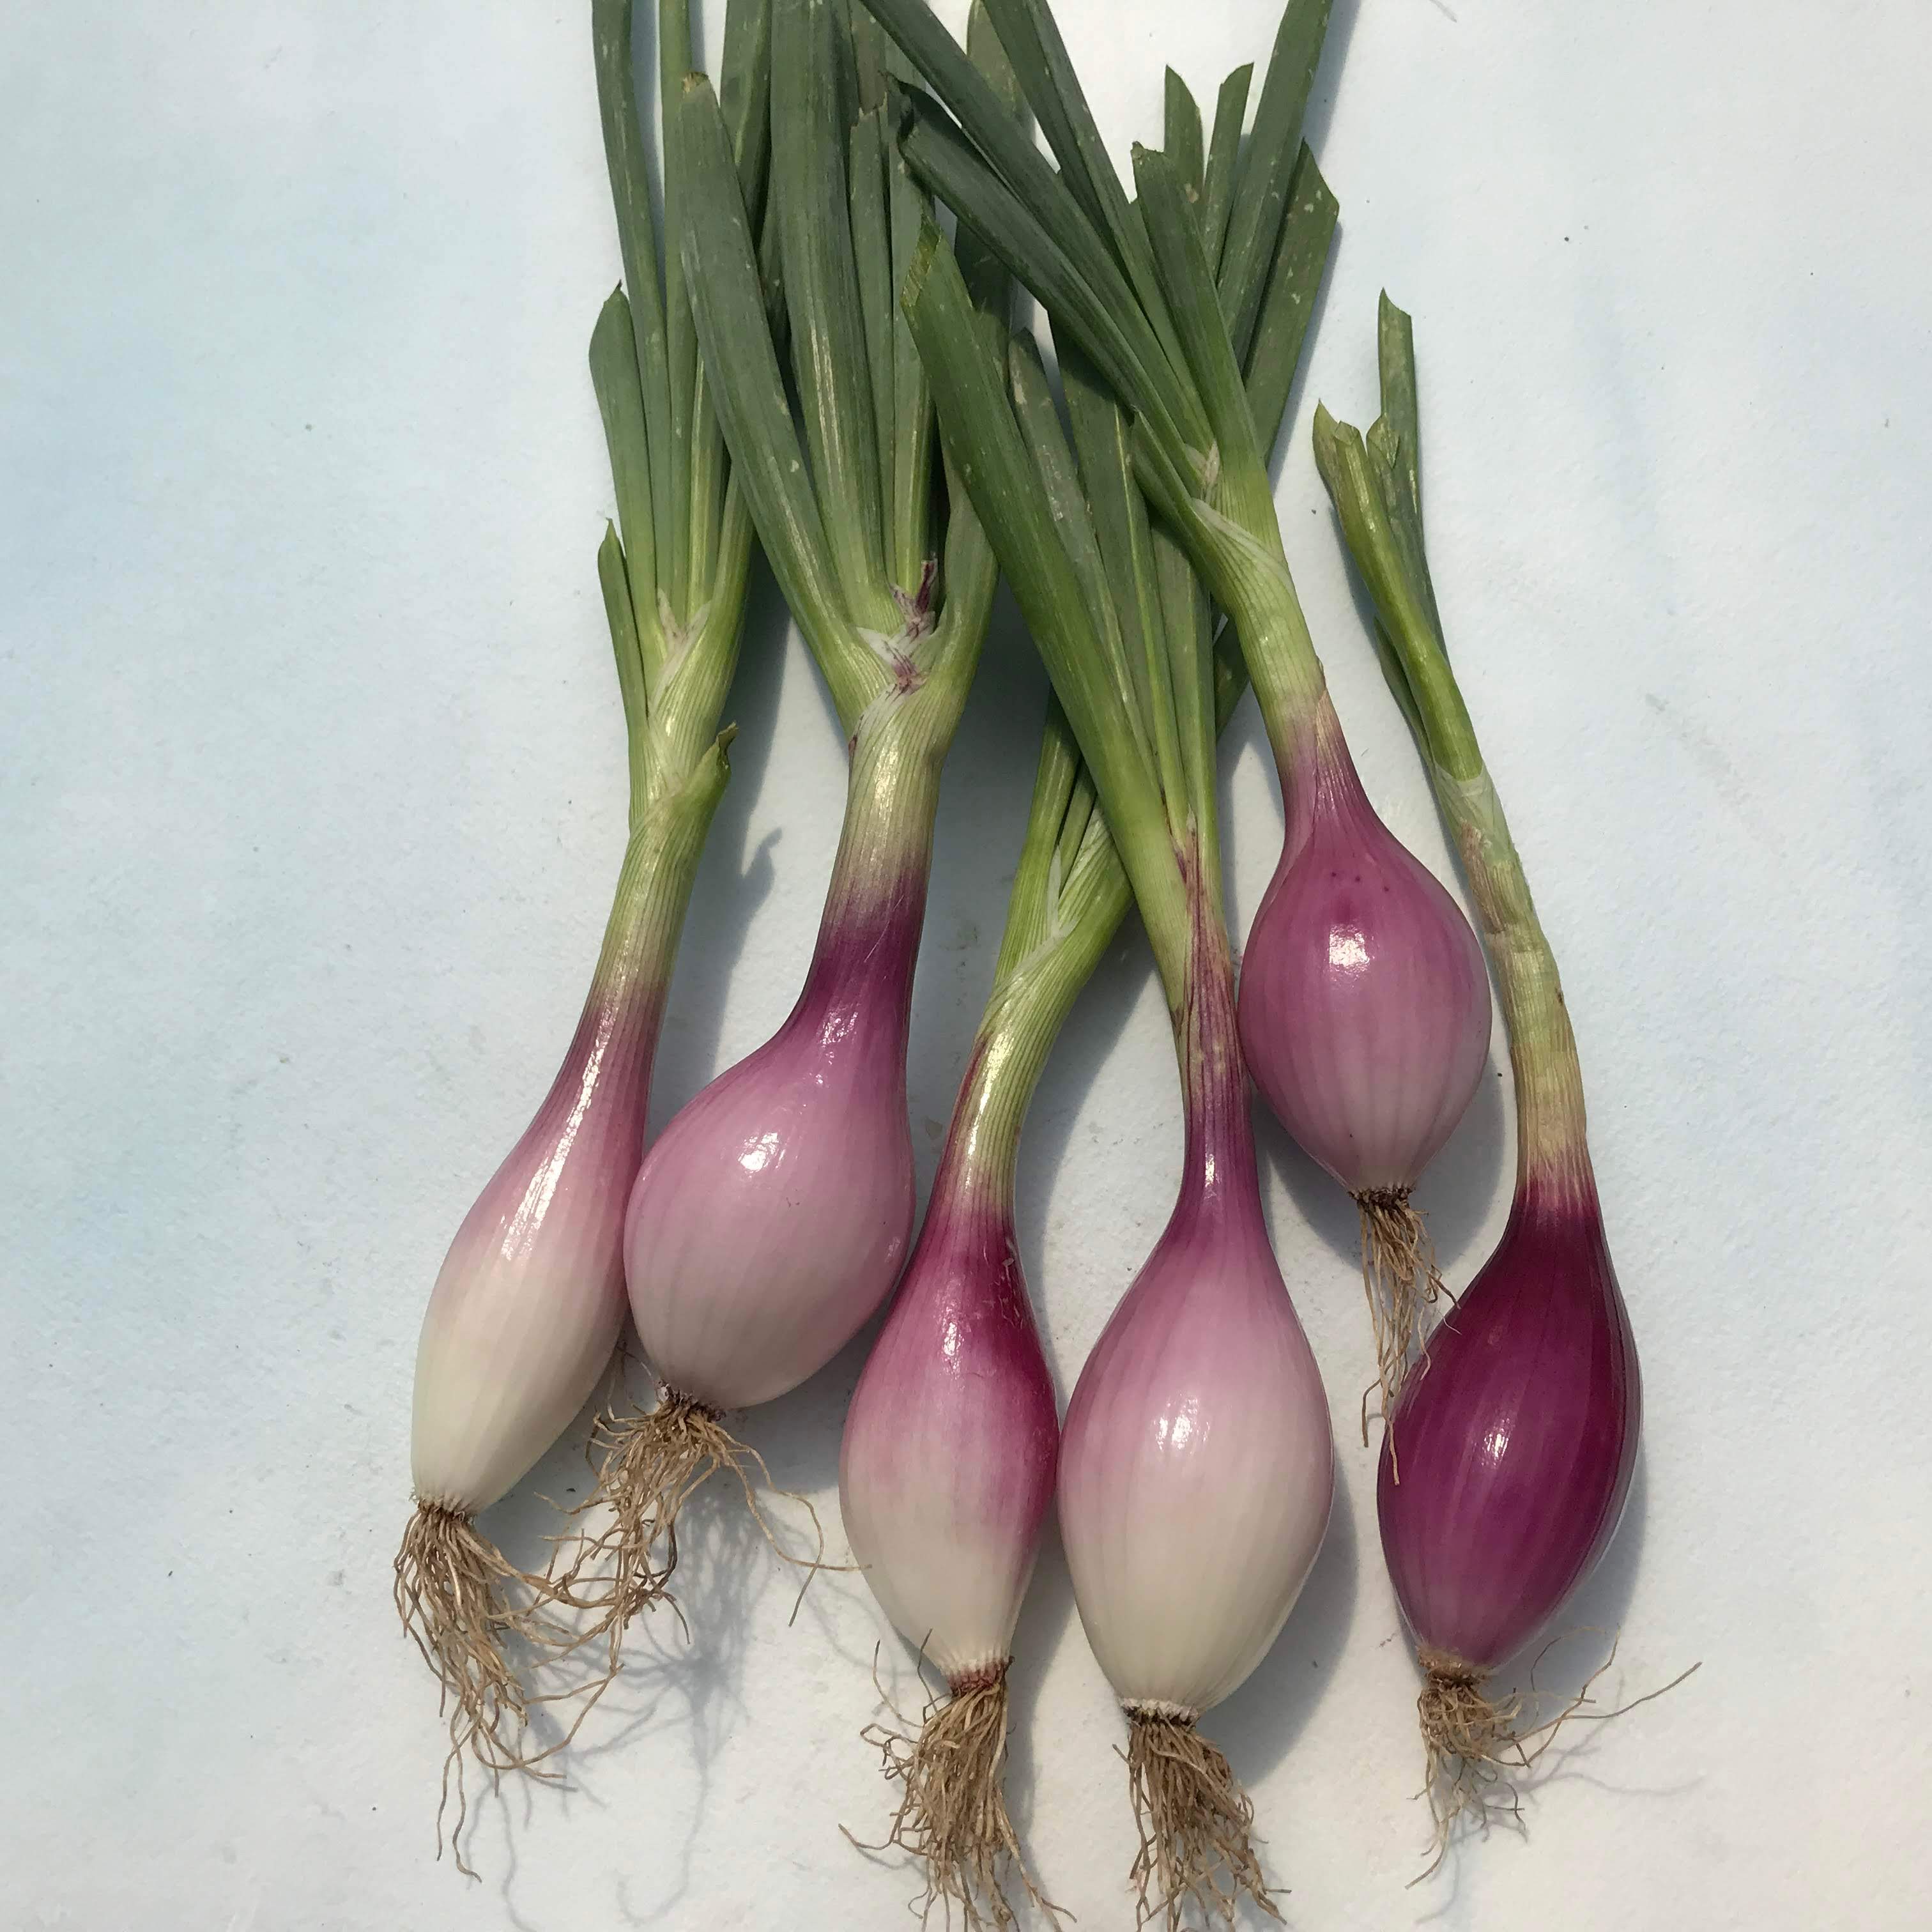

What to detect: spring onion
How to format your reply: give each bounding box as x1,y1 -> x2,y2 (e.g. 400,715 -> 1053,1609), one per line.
1316,298 -> 1678,1864
392,0 -> 769,1866
577,0 -> 1008,1655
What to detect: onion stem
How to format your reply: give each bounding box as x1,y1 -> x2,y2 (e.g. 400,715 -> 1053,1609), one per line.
1314,295 -> 1589,1183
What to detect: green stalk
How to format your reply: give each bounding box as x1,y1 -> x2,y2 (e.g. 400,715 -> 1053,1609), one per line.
1200,63 -> 1254,272
587,0 -> 771,830
673,0 -> 1008,896
1314,297 -> 1587,1175
859,0 -> 1351,794
940,643 -> 1247,1228
905,228 -> 1192,993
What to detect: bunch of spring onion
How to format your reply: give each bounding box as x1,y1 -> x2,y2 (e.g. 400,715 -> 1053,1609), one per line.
859,0 -> 1492,1432
900,214 -> 1334,1932
392,0 -> 770,1863
575,0 -> 1008,1651
1316,300 -> 1682,1862
839,22 -> 1338,1919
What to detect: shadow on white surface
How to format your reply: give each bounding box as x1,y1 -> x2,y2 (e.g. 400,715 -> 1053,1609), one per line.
1209,1469 -> 1362,1923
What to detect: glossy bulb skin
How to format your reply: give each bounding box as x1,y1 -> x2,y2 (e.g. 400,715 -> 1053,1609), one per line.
1059,1183 -> 1333,1714
624,892 -> 919,1412
1059,932 -> 1334,1717
411,868 -> 673,1514
1377,1172 -> 1641,1672
1239,748 -> 1490,1194
840,1163 -> 1059,1684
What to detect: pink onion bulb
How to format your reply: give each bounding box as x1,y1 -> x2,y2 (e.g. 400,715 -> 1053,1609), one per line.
840,1159 -> 1058,1687
397,761 -> 735,1843
1058,1161 -> 1333,1718
577,834 -> 934,1646
624,885 -> 921,1411
410,994 -> 651,1515
1239,733 -> 1490,1198
1060,931 -> 1334,1721
1238,712 -> 1490,1407
1055,939 -> 1334,1925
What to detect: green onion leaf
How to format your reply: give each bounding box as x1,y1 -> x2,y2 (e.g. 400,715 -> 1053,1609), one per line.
677,73 -> 852,681
1218,0 -> 1331,367
774,0 -> 891,622
592,0 -> 677,615
1201,63 -> 1253,271
1242,144 -> 1337,458
590,285 -> 659,644
1163,69 -> 1204,210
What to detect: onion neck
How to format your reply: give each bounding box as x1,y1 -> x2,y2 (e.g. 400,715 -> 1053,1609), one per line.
1429,764 -> 1592,1196
1171,447 -> 1333,804
1305,372 -> 1595,1201
788,689 -> 948,1057
1170,850 -> 1264,1237
528,735 -> 735,1152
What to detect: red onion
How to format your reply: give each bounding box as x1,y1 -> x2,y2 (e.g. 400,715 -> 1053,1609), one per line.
1379,1166 -> 1639,1782
1317,295 -> 1669,1862
583,720 -> 955,1634
392,0 -> 765,1849
839,683 -> 1147,1922
1057,907 -> 1333,1924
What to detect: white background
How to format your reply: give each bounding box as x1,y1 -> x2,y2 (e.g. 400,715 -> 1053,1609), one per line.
5,2 -> 1928,1927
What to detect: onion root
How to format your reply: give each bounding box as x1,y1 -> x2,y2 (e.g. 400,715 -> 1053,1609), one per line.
1354,1186 -> 1444,1451
392,1501 -> 609,1874
852,1660 -> 1061,1930
1124,1706 -> 1278,1929
1414,1641 -> 1701,1881
569,1387 -> 825,1651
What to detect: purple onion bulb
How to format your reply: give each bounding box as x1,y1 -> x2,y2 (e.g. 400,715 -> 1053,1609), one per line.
1377,1170 -> 1641,1677
623,886 -> 922,1411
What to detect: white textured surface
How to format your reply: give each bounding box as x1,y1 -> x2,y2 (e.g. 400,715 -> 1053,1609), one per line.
4,2 -> 1929,1926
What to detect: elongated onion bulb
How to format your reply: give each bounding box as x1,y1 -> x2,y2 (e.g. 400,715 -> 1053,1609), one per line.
1378,1172 -> 1641,1676
1239,735 -> 1489,1202
624,895 -> 919,1410
412,958 -> 659,1515
1059,1183 -> 1333,1717
841,1169 -> 1058,1685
